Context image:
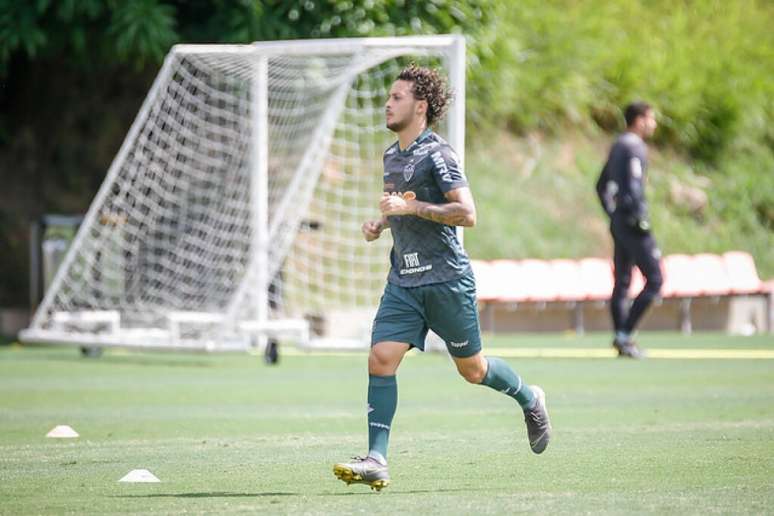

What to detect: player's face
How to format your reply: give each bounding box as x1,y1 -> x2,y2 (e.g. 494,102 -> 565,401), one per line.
385,80 -> 420,132
641,109 -> 657,138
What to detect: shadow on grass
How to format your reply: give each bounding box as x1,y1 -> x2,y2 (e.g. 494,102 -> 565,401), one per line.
115,487 -> 479,499
3,345 -> 214,368
114,492 -> 299,498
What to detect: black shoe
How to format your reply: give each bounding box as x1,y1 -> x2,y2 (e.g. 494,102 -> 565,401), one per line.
612,339 -> 645,359
523,386 -> 551,454
264,339 -> 279,364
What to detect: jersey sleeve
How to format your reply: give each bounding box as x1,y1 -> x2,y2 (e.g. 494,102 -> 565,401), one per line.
595,161 -> 615,217
430,146 -> 468,193
615,143 -> 648,223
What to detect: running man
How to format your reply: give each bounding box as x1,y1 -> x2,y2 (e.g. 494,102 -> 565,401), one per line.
596,101 -> 663,359
333,64 -> 552,491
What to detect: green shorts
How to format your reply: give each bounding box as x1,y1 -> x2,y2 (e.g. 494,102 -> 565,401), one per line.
371,273 -> 482,358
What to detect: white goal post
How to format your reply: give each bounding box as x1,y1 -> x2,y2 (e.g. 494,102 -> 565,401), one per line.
20,35 -> 466,352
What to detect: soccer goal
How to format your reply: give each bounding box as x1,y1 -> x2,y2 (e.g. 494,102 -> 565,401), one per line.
20,35 -> 466,352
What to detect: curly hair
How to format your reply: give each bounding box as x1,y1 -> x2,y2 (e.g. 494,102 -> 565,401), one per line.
397,64 -> 453,126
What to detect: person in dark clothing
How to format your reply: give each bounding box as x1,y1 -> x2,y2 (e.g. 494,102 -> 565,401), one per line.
596,101 -> 663,358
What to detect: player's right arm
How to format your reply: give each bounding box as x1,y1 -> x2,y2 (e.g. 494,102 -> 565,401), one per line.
595,161 -> 615,218
361,216 -> 389,242
615,145 -> 650,233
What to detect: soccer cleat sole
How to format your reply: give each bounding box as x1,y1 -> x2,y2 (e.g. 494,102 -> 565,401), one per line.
333,464 -> 390,491
530,431 -> 550,454
529,386 -> 551,454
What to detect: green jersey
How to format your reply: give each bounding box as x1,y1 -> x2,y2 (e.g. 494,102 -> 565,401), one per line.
382,129 -> 471,287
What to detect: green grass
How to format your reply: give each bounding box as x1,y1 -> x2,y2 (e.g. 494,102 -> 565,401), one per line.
1,334 -> 773,514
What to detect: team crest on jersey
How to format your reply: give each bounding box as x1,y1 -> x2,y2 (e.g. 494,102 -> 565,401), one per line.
403,162 -> 415,181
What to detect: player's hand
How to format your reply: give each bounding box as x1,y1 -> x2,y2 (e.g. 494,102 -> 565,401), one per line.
361,220 -> 383,241
380,192 -> 416,216
628,216 -> 651,234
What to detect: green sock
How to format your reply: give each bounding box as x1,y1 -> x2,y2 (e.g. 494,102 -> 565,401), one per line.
367,374 -> 397,464
479,357 -> 536,410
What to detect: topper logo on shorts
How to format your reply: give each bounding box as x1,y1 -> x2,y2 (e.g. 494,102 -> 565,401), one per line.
449,340 -> 468,348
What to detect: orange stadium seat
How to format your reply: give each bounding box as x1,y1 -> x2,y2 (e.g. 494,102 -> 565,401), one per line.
473,252 -> 769,306
549,259 -> 586,301
490,259 -> 529,303
660,254 -> 702,298
723,251 -> 765,294
470,260 -> 498,302
578,258 -> 614,301
519,259 -> 558,302
692,253 -> 732,296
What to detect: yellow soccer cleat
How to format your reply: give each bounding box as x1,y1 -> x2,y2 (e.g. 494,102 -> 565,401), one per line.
333,456 -> 391,491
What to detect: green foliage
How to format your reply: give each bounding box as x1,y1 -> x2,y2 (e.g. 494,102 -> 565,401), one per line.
0,0 -> 489,69
108,0 -> 177,67
474,0 -> 774,165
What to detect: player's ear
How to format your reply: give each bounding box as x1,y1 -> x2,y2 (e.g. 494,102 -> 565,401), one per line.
415,99 -> 428,117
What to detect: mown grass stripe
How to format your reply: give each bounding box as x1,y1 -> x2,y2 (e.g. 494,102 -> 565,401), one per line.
279,347 -> 774,359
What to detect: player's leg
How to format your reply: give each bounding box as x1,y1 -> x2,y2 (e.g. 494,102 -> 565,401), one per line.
624,233 -> 663,336
611,228 -> 634,346
451,352 -> 551,453
333,283 -> 425,490
366,340 -> 410,465
426,274 -> 551,454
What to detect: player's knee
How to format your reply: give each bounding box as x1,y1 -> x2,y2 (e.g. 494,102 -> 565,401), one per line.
456,361 -> 487,384
368,344 -> 401,375
614,274 -> 632,289
646,270 -> 663,293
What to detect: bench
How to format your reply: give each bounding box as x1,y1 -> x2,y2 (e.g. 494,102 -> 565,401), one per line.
472,251 -> 772,334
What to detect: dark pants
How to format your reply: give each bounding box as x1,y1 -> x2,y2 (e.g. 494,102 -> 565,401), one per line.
610,218 -> 663,334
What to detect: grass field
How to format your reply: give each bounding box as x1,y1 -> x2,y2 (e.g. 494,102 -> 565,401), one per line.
1,333 -> 773,514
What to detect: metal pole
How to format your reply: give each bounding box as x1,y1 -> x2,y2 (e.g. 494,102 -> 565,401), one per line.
251,55 -> 270,328
446,36 -> 466,245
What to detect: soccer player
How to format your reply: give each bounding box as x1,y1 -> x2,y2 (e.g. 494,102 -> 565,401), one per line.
333,65 -> 552,491
595,101 -> 663,359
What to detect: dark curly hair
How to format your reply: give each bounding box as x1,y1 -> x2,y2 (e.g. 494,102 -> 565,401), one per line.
397,64 -> 453,126
624,101 -> 652,127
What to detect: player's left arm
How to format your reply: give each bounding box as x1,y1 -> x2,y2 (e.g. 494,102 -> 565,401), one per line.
379,187 -> 476,227
415,187 -> 476,226
379,145 -> 475,226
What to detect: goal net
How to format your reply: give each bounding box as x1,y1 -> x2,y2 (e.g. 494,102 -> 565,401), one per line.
20,35 -> 466,352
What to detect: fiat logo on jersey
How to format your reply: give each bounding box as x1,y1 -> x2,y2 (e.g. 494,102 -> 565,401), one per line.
403,162 -> 415,181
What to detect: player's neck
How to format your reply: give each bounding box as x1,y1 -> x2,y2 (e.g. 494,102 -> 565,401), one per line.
626,127 -> 646,141
397,120 -> 428,151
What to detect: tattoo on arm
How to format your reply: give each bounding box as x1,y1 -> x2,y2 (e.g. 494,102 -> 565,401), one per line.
415,202 -> 473,226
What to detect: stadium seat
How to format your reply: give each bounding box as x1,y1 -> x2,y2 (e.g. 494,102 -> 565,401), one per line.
519,259 -> 558,302
578,258 -> 614,301
472,252 -> 769,314
692,253 -> 732,296
490,260 -> 530,303
470,260 -> 498,302
660,254 -> 703,298
549,259 -> 585,301
723,251 -> 765,294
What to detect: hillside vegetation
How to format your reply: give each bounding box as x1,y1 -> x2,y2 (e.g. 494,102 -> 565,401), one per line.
462,0 -> 773,277
465,132 -> 774,279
